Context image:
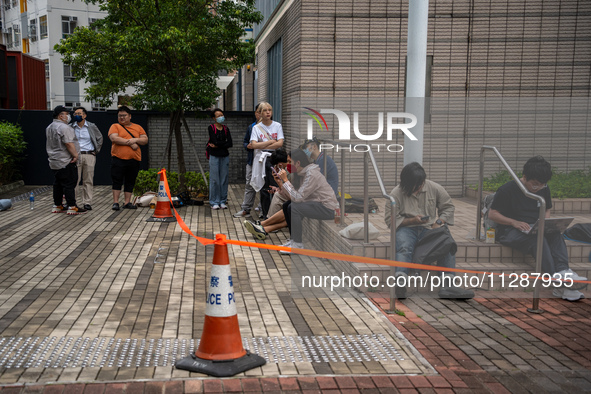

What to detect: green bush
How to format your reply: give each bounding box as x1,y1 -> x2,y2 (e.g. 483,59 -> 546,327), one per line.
133,169 -> 208,196
471,168 -> 591,199
0,121 -> 27,185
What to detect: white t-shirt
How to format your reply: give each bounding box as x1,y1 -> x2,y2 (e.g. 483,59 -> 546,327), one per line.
250,121 -> 284,144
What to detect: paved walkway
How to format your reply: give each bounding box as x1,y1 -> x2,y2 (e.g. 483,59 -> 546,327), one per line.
0,185 -> 589,393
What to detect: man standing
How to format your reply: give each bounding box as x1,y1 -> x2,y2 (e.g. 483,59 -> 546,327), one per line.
72,106 -> 103,211
385,162 -> 474,300
489,156 -> 587,301
46,105 -> 86,215
233,104 -> 260,218
108,106 -> 148,210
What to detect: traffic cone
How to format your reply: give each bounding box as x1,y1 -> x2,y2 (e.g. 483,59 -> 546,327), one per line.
175,234 -> 266,376
146,179 -> 176,222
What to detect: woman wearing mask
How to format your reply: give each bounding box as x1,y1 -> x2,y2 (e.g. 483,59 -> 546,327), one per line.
207,108 -> 233,209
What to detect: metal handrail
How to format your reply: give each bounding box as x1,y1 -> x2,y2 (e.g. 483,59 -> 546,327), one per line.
366,150 -> 398,313
476,146 -> 545,313
316,141 -> 398,312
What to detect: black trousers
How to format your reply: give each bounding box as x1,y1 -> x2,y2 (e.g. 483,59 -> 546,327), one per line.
53,162 -> 78,207
283,200 -> 334,243
111,157 -> 141,193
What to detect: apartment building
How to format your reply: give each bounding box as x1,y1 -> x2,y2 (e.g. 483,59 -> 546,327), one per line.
1,0 -> 110,109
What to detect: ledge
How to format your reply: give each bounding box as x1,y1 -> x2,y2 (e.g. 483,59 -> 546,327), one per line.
0,180 -> 24,195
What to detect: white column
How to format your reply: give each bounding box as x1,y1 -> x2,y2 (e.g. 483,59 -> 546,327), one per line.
404,0 -> 429,165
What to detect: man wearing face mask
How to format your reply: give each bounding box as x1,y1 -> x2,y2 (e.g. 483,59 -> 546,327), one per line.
46,105 -> 86,215
72,106 -> 103,211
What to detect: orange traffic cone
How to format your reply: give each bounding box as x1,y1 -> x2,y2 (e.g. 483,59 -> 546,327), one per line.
175,234 -> 266,376
146,178 -> 176,222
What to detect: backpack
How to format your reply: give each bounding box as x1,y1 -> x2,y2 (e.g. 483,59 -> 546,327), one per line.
344,197 -> 379,213
564,224 -> 591,244
481,192 -> 497,232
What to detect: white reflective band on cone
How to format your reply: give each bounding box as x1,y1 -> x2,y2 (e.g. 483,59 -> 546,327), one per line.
205,264 -> 237,317
157,182 -> 168,200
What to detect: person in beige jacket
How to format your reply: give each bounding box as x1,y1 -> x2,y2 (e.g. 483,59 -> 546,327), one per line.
275,148 -> 338,253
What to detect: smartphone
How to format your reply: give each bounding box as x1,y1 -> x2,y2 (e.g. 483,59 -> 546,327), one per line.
271,166 -> 278,176
420,216 -> 430,221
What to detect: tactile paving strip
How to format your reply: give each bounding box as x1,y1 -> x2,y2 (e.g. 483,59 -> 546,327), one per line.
0,334 -> 404,368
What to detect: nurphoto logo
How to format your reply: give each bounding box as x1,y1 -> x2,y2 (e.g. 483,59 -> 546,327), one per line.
303,107 -> 418,153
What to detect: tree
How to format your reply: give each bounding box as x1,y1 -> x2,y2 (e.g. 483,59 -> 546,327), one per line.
55,0 -> 262,188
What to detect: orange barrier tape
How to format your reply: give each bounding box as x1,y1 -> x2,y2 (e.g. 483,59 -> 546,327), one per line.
157,169 -> 591,286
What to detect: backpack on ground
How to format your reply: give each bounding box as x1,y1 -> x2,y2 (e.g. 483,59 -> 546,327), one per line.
481,192 -> 497,232
564,224 -> 591,244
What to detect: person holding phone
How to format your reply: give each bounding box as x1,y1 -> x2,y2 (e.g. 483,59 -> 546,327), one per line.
385,162 -> 474,300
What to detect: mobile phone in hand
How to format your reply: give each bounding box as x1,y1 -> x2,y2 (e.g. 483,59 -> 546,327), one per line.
420,216 -> 430,221
271,166 -> 279,176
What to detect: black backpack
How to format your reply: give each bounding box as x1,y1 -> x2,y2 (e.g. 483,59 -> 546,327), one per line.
564,224 -> 591,244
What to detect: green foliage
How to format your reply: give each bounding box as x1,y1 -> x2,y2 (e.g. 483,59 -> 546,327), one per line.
184,171 -> 209,196
0,121 -> 27,185
472,169 -> 591,199
133,169 -> 209,196
54,0 -> 262,111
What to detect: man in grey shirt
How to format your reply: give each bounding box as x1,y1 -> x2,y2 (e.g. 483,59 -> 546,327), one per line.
46,106 -> 86,215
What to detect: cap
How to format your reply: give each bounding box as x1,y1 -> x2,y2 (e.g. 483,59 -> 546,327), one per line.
52,105 -> 69,118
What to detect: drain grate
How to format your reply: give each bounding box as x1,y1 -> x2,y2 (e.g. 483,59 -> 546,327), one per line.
0,334 -> 404,368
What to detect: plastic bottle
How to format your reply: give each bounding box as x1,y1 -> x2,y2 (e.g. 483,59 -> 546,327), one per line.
29,192 -> 34,210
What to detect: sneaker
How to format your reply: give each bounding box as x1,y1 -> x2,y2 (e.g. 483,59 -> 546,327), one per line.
438,286 -> 475,300
112,203 -> 120,211
52,205 -> 67,213
244,220 -> 267,240
67,206 -> 87,215
281,239 -> 292,247
123,202 -> 137,210
211,204 -> 220,210
395,272 -> 408,300
220,203 -> 228,209
83,204 -> 92,211
280,241 -> 304,255
233,210 -> 251,218
553,288 -> 585,301
553,269 -> 588,290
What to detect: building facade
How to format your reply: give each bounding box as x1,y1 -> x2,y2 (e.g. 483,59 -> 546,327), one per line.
0,0 -> 113,109
249,0 -> 591,197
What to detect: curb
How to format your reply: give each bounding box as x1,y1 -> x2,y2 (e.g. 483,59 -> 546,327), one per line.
0,180 -> 24,194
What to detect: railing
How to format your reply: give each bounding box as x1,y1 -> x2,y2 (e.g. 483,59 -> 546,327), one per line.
476,146 -> 546,313
320,141 -> 398,311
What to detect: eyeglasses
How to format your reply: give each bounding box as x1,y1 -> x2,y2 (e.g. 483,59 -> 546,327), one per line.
531,184 -> 547,191
118,114 -> 129,118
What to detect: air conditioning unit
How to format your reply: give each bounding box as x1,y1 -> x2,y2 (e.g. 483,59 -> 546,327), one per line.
69,16 -> 77,22
1,28 -> 10,34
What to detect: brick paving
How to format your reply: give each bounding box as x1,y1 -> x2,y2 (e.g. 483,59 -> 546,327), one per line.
0,185 -> 590,392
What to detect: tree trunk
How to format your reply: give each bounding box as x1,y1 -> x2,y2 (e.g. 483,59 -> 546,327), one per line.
173,109 -> 187,191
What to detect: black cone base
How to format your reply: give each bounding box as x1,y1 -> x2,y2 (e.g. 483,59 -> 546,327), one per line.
175,351 -> 266,377
146,216 -> 176,222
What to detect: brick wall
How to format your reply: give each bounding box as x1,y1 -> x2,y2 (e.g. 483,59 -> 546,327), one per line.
254,0 -> 591,197
147,112 -> 255,184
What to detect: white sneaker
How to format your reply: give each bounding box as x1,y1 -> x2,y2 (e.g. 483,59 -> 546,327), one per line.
553,268 -> 588,290
553,288 -> 585,301
211,204 -> 220,210
281,239 -> 292,247
280,241 -> 303,255
220,203 -> 228,209
233,210 -> 251,218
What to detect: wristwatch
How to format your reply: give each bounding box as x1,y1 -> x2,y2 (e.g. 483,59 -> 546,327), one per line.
436,219 -> 443,226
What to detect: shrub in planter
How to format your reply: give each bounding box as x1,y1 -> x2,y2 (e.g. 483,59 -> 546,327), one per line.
0,121 -> 27,185
133,169 -> 180,196
185,171 -> 209,197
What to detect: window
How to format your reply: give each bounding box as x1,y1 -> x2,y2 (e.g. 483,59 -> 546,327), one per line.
29,19 -> 37,42
267,38 -> 283,123
13,24 -> 20,45
6,27 -> 13,48
88,17 -> 99,32
64,64 -> 76,82
44,60 -> 50,81
39,15 -> 48,39
62,16 -> 77,39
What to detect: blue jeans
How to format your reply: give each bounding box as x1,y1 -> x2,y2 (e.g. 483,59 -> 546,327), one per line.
209,156 -> 229,206
395,226 -> 456,277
